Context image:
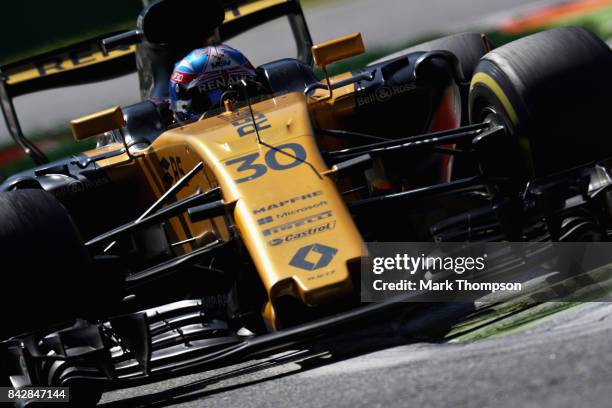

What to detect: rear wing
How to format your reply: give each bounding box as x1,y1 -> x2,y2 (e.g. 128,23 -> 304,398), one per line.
0,0 -> 312,164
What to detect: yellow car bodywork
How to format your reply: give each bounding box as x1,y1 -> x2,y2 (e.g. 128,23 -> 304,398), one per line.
79,80 -> 364,330
4,0 -> 374,330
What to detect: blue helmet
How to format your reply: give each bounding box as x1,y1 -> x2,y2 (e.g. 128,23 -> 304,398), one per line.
169,44 -> 257,121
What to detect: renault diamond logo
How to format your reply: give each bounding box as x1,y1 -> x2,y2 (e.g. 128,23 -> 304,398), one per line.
290,244 -> 338,271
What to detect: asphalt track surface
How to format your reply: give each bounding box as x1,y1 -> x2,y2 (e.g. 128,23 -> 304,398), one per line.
100,302 -> 612,407
1,0 -> 554,145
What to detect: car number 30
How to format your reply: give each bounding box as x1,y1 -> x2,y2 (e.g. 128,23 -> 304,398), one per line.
225,143 -> 307,184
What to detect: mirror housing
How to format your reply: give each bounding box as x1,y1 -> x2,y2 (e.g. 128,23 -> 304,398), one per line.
311,32 -> 365,68
70,106 -> 126,141
311,33 -> 365,101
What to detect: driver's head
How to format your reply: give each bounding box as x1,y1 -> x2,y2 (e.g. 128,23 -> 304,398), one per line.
169,44 -> 257,121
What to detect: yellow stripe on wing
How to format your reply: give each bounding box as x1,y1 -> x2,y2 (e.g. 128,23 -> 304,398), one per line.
5,45 -> 135,85
224,0 -> 288,22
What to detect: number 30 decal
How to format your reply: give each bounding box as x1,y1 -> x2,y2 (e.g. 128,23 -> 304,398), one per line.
226,143 -> 307,184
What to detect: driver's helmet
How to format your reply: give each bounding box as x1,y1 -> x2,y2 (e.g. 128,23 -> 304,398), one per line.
169,44 -> 257,121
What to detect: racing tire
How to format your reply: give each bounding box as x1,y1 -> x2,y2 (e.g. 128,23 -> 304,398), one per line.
369,32 -> 493,80
0,189 -> 101,339
469,27 -> 612,180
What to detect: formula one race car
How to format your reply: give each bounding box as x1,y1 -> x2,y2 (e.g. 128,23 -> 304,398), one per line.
1,0 -> 612,405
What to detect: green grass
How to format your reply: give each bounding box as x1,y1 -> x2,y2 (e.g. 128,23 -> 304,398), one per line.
1,137 -> 96,176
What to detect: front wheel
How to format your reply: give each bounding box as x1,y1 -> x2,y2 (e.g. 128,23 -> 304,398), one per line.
0,189 -> 110,339
469,27 -> 612,180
